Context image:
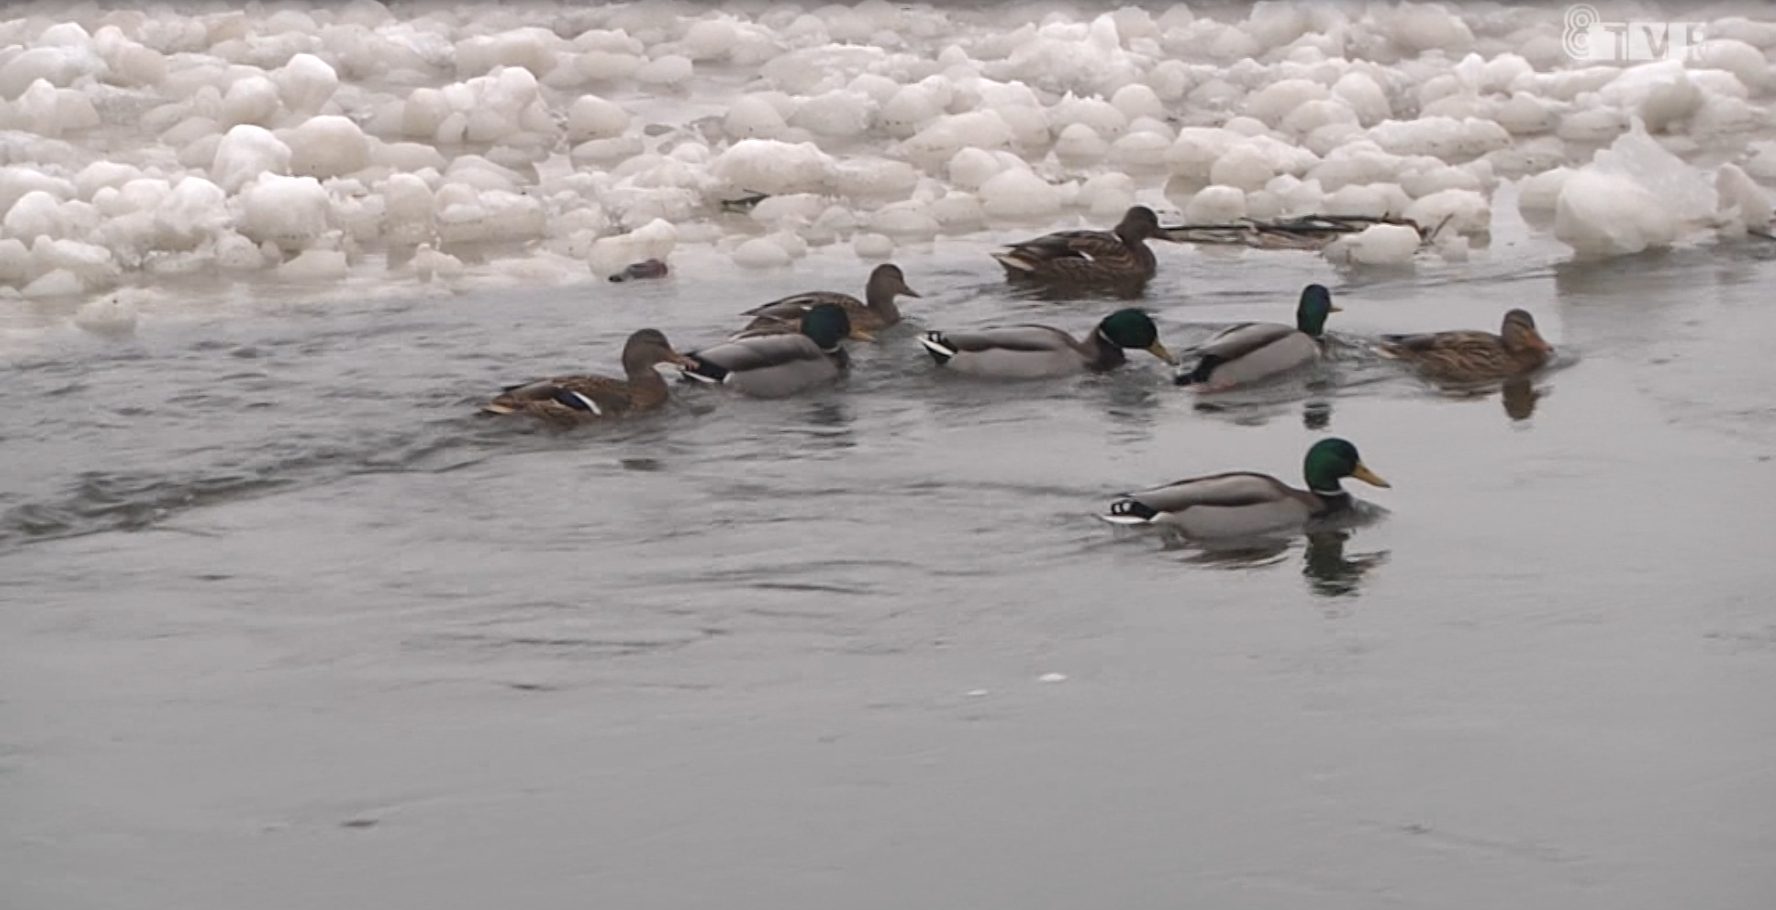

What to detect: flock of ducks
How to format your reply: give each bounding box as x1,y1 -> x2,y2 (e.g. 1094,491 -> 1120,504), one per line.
482,206 -> 1558,540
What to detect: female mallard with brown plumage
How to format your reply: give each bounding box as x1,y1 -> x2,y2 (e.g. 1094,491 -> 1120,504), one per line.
991,205 -> 1180,286
1099,438 -> 1390,539
481,328 -> 696,424
732,263 -> 921,339
1373,309 -> 1554,383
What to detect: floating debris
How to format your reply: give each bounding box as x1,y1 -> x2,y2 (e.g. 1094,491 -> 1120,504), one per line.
608,258 -> 669,282
719,191 -> 771,214
1160,214 -> 1439,251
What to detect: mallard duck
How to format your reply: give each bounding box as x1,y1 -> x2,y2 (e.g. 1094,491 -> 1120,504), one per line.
991,205 -> 1179,285
1099,438 -> 1390,538
1373,308 -> 1553,383
733,263 -> 921,339
917,308 -> 1177,379
1174,284 -> 1340,391
680,302 -> 873,398
480,328 -> 695,423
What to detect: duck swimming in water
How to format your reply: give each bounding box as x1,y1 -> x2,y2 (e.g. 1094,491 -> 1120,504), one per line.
481,328 -> 696,424
917,308 -> 1177,379
1100,438 -> 1391,539
680,303 -> 873,399
1174,284 -> 1340,392
1373,308 -> 1554,384
991,206 -> 1181,287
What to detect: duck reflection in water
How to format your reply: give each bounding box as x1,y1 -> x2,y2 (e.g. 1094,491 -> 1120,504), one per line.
1302,529 -> 1389,598
1302,399 -> 1332,430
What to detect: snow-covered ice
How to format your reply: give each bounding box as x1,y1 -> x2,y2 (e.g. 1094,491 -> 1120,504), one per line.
0,1 -> 1770,316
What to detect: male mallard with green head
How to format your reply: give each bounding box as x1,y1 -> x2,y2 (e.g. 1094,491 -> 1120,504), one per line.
680,303 -> 873,399
991,205 -> 1180,286
1100,438 -> 1390,538
1374,308 -> 1554,384
917,308 -> 1177,379
1175,284 -> 1340,391
733,263 -> 921,339
481,328 -> 696,424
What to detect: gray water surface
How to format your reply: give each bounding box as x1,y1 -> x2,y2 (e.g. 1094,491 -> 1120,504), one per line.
4,235 -> 1775,909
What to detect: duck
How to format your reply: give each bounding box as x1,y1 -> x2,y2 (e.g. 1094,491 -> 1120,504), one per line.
732,263 -> 921,339
917,308 -> 1177,379
1174,283 -> 1340,391
991,205 -> 1179,286
679,302 -> 873,399
1373,308 -> 1554,384
480,328 -> 695,424
608,258 -> 669,282
1099,438 -> 1390,538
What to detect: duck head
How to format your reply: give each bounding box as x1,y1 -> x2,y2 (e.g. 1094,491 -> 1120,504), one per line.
1296,284 -> 1341,336
1304,437 -> 1389,495
1097,308 -> 1177,364
801,303 -> 873,350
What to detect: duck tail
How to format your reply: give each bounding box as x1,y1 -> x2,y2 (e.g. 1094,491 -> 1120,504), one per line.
1099,497 -> 1160,525
678,354 -> 728,384
1172,355 -> 1223,387
917,332 -> 956,366
991,251 -> 1037,275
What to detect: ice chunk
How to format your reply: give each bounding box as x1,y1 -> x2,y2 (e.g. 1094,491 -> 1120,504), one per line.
1517,167 -> 1574,211
1053,123 -> 1108,163
277,247 -> 350,281
949,147 -> 1005,191
709,139 -> 833,196
276,53 -> 339,114
222,75 -> 281,126
588,218 -> 677,278
1184,185 -> 1247,223
212,124 -> 292,193
1332,72 -> 1391,126
868,203 -> 940,239
789,89 -> 874,137
1332,222 -> 1421,266
3,190 -> 67,241
731,236 -> 792,268
566,94 -> 629,141
1555,169 -> 1678,257
1403,188 -> 1490,238
634,55 -> 693,88
980,168 -> 1061,219
286,115 -> 370,178
852,232 -> 895,259
1590,119 -> 1716,223
724,95 -> 788,140
1715,163 -> 1772,233
235,174 -> 331,246
1243,79 -> 1330,127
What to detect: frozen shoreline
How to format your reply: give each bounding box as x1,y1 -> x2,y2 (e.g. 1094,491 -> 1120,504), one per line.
0,1 -> 1772,329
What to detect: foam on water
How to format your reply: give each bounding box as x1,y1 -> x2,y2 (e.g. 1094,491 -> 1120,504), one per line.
0,1 -> 1771,329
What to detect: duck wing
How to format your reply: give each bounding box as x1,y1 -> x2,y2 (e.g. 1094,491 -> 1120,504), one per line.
739,291 -> 861,320
483,373 -> 634,418
682,334 -> 830,380
1102,472 -> 1315,534
1375,330 -> 1518,379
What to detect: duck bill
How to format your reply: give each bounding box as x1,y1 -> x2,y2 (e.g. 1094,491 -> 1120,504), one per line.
901,287 -> 923,298
847,328 -> 877,342
1328,304 -> 1344,312
1528,334 -> 1554,354
667,352 -> 699,369
1146,341 -> 1179,365
1350,463 -> 1391,488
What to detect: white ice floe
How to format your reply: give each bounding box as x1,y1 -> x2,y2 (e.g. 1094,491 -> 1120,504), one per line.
0,0 -> 1769,319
